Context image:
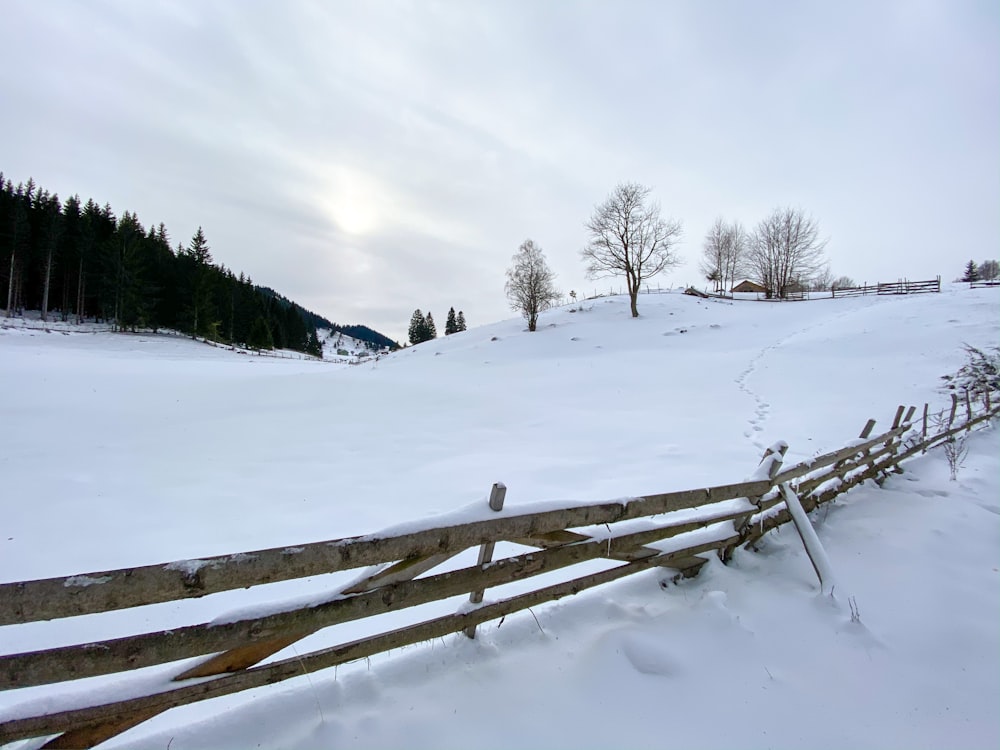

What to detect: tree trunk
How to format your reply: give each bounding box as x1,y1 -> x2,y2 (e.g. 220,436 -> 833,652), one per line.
5,252 -> 14,317
41,248 -> 53,323
76,258 -> 85,324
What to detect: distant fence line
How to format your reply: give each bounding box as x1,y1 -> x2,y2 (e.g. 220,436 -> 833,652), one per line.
1,389 -> 997,747
830,276 -> 941,298
660,276 -> 944,302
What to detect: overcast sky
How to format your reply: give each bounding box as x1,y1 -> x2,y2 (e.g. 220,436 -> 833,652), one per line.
2,1 -> 997,342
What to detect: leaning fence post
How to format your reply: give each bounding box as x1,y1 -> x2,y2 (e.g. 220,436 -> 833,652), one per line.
780,483 -> 837,595
948,393 -> 958,427
921,403 -> 929,447
856,417 -> 879,479
886,406 -> 915,474
463,482 -> 507,639
724,441 -> 787,560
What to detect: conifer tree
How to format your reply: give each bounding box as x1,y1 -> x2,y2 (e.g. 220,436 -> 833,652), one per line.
456,310 -> 466,332
408,308 -> 426,344
445,306 -> 457,335
248,316 -> 273,349
424,311 -> 437,339
962,260 -> 980,282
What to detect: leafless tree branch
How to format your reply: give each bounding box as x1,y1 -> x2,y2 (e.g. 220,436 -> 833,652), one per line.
581,182 -> 682,317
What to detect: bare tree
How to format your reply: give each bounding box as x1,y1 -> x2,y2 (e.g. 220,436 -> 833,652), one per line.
582,182 -> 682,317
979,259 -> 999,281
505,239 -> 560,332
748,207 -> 827,299
832,275 -> 856,290
700,218 -> 747,294
809,265 -> 834,292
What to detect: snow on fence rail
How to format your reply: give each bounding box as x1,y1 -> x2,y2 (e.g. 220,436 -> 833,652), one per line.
1,394 -> 997,748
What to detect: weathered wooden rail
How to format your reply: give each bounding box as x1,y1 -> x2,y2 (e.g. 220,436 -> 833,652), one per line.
1,394 -> 996,748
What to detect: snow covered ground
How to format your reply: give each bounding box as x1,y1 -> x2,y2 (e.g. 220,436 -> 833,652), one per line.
1,285 -> 998,749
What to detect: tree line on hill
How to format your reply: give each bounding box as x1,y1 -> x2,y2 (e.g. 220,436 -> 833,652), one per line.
0,172 -> 398,354
960,259 -> 999,283
407,306 -> 466,344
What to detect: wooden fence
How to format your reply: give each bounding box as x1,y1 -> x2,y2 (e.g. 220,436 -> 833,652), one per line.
831,276 -> 941,298
969,280 -> 1000,289
1,394 -> 997,748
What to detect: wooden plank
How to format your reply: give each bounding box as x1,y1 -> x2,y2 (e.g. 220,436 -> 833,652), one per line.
771,420 -> 914,486
745,405 -> 1000,549
0,536 -> 737,745
517,528 -> 661,561
41,709 -> 161,749
512,530 -> 591,547
341,553 -> 456,595
174,631 -> 309,680
0,479 -> 768,626
1,506 -> 752,690
794,440 -> 901,498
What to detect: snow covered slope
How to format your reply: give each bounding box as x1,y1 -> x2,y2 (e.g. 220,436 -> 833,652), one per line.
1,286 -> 998,749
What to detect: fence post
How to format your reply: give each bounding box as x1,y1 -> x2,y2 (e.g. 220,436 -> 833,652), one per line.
779,483 -> 837,595
724,441 -> 787,560
886,406 -> 915,474
948,393 -> 959,427
965,389 -> 973,430
921,403 -> 929,448
463,482 -> 507,639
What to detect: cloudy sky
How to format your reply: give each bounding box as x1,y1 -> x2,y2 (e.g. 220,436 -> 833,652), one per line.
2,1 -> 997,342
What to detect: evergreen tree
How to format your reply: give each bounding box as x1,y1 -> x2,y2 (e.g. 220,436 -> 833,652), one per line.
962,260 -> 980,282
445,306 -> 457,335
424,311 -> 437,339
180,226 -> 217,338
0,172 -> 396,354
38,193 -> 63,322
408,308 -> 426,344
306,330 -> 323,357
248,315 -> 273,349
456,310 -> 466,332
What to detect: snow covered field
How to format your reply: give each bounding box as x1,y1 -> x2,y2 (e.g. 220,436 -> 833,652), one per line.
1,286 -> 998,749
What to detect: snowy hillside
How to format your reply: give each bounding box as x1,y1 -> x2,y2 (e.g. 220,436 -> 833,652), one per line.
318,327 -> 389,362
1,286 -> 998,749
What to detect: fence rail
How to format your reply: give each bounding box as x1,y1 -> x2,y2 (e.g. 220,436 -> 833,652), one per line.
831,277 -> 941,298
1,391 -> 996,748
